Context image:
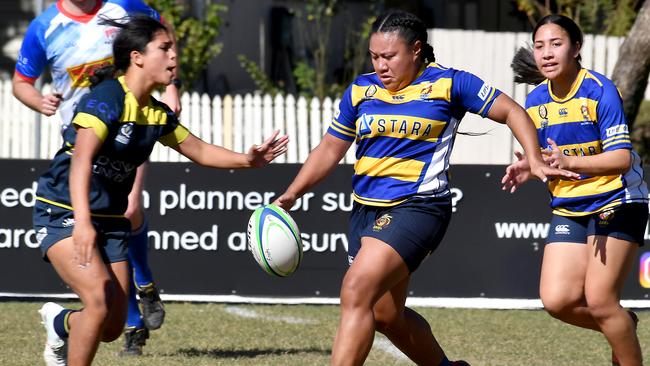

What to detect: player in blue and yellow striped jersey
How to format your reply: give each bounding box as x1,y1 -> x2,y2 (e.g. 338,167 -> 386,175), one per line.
275,10 -> 575,366
505,14 -> 647,366
32,16 -> 288,366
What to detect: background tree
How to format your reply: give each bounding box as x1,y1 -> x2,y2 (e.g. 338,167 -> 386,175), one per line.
239,0 -> 383,100
145,0 -> 227,90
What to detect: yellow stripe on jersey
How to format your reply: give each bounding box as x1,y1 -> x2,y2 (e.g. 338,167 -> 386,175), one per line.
159,125 -> 191,147
118,76 -> 171,126
73,112 -> 109,142
527,97 -> 598,128
350,78 -> 452,107
35,197 -> 125,218
548,175 -> 623,198
553,200 -> 622,217
354,156 -> 425,182
556,140 -> 602,156
477,87 -> 496,115
330,120 -> 356,137
549,69 -> 588,102
357,115 -> 446,142
602,136 -> 631,149
352,193 -> 408,207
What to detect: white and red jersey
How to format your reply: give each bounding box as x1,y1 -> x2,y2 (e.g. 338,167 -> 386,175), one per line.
15,0 -> 159,127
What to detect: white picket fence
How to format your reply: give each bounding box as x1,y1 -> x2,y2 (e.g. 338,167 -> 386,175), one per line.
1,29 -> 646,164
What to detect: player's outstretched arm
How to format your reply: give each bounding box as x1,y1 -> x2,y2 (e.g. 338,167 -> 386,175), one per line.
173,130 -> 288,168
275,134 -> 351,211
487,93 -> 579,182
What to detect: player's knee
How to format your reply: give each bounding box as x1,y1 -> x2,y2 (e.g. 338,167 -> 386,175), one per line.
584,294 -> 618,322
339,274 -> 371,310
540,293 -> 574,319
373,309 -> 398,334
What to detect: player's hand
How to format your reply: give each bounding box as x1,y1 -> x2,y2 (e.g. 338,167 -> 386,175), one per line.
543,138 -> 567,169
501,151 -> 531,193
40,93 -> 62,116
72,220 -> 96,268
273,192 -> 297,212
247,130 -> 289,167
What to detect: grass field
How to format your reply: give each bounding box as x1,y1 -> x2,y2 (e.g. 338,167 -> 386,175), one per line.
1,301 -> 647,365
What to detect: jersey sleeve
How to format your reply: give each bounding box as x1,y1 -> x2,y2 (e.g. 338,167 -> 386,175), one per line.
158,107 -> 190,147
115,0 -> 160,20
14,20 -> 47,82
597,83 -> 631,151
327,84 -> 357,141
450,70 -> 501,118
71,83 -> 124,142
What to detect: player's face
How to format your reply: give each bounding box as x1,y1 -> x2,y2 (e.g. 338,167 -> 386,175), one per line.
142,30 -> 177,86
369,31 -> 421,92
533,23 -> 580,81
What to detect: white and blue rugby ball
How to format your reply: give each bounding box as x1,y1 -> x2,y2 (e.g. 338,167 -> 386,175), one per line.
247,204 -> 303,277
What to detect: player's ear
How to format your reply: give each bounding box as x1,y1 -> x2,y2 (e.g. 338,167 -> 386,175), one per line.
412,40 -> 422,60
131,50 -> 144,68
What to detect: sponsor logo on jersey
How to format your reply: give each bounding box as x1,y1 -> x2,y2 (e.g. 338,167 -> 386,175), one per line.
104,27 -> 119,43
373,214 -> 392,232
606,124 -> 629,137
116,123 -> 134,145
554,224 -> 570,235
558,108 -> 568,117
365,85 -> 377,98
358,114 -> 374,136
392,94 -> 405,101
62,218 -> 75,228
66,56 -> 114,88
477,83 -> 491,101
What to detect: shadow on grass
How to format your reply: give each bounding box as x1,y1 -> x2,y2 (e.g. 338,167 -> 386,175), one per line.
175,346 -> 330,359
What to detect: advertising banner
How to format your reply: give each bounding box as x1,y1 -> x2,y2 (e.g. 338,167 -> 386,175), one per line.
1,160 -> 649,301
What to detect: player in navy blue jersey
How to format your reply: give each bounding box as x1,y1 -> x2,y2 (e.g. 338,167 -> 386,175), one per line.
13,0 -> 181,357
32,15 -> 288,366
275,10 -> 575,366
505,15 -> 647,366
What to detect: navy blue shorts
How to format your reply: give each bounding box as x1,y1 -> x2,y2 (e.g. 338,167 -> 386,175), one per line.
34,200 -> 131,263
348,196 -> 452,272
546,203 -> 648,246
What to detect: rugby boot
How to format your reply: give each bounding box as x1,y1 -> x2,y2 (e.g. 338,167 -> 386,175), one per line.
119,327 -> 149,357
137,283 -> 165,330
39,302 -> 68,366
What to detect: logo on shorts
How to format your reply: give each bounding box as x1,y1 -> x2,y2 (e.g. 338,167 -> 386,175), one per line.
36,227 -> 47,245
554,224 -> 570,235
598,209 -> 615,227
373,214 -> 392,232
347,255 -> 355,265
62,218 -> 75,228
116,123 -> 134,145
640,252 -> 650,288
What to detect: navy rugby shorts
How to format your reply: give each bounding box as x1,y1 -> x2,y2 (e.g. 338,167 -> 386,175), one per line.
348,195 -> 452,272
34,200 -> 131,263
546,203 -> 648,246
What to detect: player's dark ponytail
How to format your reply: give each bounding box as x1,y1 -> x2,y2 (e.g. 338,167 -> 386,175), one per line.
511,14 -> 583,85
372,10 -> 435,64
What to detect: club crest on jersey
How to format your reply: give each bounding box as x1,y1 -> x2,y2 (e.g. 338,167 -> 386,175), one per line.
581,104 -> 590,121
373,214 -> 392,232
104,27 -> 119,43
538,105 -> 549,129
598,209 -> 615,227
420,84 -> 433,99
358,114 -> 374,135
365,85 -> 377,98
116,123 -> 134,145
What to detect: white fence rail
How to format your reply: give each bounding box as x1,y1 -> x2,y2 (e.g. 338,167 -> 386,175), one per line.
1,29 -> 646,164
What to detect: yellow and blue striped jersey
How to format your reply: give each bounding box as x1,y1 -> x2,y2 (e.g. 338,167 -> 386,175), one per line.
526,68 -> 648,216
328,63 -> 500,206
36,76 -> 190,217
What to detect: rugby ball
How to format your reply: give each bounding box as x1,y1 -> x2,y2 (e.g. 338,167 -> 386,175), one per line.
247,204 -> 303,277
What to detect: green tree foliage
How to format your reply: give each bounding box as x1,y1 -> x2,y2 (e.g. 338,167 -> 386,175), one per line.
146,0 -> 227,89
513,0 -> 639,36
239,0 -> 383,99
